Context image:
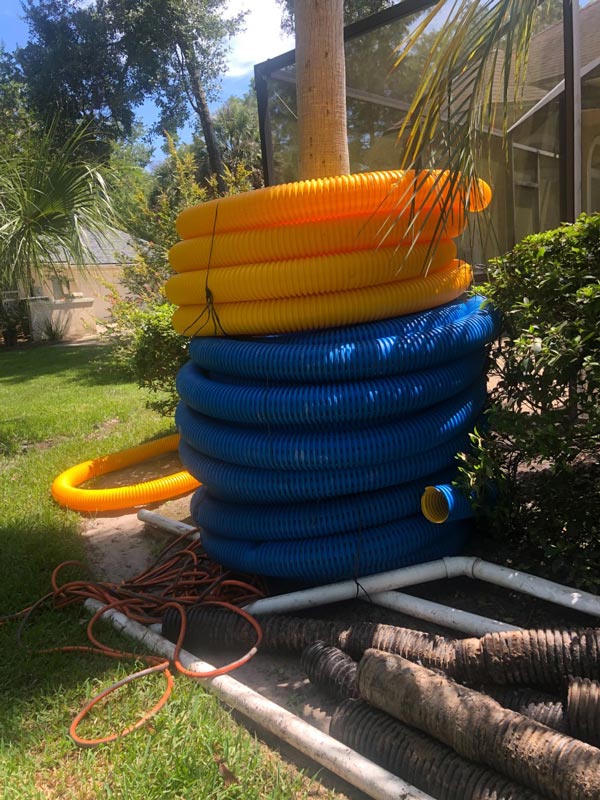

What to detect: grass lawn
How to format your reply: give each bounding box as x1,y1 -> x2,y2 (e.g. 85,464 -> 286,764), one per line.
0,343 -> 340,800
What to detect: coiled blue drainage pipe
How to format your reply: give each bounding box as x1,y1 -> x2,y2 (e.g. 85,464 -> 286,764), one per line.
188,295 -> 499,382
179,431 -> 472,504
176,351 -> 487,427
191,467 -> 455,541
178,296 -> 500,582
176,380 -> 486,471
198,516 -> 468,584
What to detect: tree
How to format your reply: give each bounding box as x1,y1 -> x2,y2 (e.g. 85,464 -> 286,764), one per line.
0,121 -> 115,293
104,0 -> 244,192
18,0 -> 139,153
277,0 -> 397,34
295,0 -> 349,179
192,91 -> 263,186
292,0 -> 566,191
0,48 -> 32,150
18,0 -> 244,188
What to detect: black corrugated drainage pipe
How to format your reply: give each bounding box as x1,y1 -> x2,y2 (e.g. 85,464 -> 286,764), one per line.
567,677 -> 600,747
483,686 -> 567,732
301,641 -> 570,735
331,699 -> 546,800
301,641 -> 360,700
357,649 -> 600,800
302,643 -> 545,800
162,606 -> 456,668
162,606 -> 600,689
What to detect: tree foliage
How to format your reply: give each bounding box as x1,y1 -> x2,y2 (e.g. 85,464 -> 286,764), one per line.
192,91 -> 262,186
459,214 -> 600,589
18,0 -> 244,182
276,0 -> 397,34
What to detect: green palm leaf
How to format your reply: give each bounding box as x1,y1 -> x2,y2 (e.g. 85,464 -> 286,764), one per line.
391,0 -> 548,242
0,120 -> 116,291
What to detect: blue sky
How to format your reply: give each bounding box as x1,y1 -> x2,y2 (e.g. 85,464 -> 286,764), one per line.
0,0 -> 294,146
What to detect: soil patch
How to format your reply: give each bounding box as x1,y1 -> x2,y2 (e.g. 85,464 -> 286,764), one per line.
80,462 -> 600,799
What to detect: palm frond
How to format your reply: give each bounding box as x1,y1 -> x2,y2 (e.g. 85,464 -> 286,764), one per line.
390,0 -> 546,247
0,120 -> 117,291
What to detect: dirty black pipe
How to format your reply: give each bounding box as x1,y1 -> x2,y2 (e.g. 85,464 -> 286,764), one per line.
567,677 -> 600,747
301,641 -> 360,701
331,699 -> 546,800
303,644 -> 550,799
357,649 -> 600,800
162,606 -> 600,689
456,628 -> 600,688
162,606 -> 456,668
483,687 -> 567,732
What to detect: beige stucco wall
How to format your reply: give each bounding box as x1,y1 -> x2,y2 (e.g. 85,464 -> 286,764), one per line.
36,262 -> 129,339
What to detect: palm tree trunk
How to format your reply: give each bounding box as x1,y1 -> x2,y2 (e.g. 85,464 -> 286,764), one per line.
295,0 -> 350,179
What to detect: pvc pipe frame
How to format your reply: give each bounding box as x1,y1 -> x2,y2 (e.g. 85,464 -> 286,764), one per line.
85,598 -> 434,800
138,511 -> 600,636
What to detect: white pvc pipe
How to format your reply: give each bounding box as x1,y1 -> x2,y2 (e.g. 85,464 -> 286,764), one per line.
138,512 -> 600,629
84,599 -> 434,800
371,591 -> 522,636
246,556 -> 600,623
467,558 -> 600,617
244,560 -> 450,615
138,509 -> 200,539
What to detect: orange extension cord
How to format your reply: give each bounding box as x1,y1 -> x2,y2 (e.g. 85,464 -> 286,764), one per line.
1,533 -> 266,748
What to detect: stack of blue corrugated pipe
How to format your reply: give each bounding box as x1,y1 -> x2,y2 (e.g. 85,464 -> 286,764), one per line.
168,171 -> 499,584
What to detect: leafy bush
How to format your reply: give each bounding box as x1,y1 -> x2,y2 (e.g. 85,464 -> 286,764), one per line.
459,213 -> 600,589
101,135 -> 257,417
134,302 -> 189,415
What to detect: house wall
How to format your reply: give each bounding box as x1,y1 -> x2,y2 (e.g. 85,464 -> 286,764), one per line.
39,263 -> 129,339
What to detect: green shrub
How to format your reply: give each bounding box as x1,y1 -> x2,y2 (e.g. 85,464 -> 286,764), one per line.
460,213 -> 600,589
134,302 -> 189,415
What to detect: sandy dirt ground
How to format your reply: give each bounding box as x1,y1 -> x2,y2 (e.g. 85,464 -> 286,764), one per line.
80,479 -> 372,798
79,456 -> 600,800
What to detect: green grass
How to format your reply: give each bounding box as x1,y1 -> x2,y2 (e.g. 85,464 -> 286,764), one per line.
0,343 -> 341,800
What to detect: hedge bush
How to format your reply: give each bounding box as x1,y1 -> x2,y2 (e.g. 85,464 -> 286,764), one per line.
460,213 -> 600,589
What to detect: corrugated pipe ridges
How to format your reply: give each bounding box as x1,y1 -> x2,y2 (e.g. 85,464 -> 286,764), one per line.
187,296 -> 498,382
301,641 -> 360,701
176,350 -> 487,428
191,468 -> 454,541
358,649 -> 600,800
175,170 -> 491,239
179,431 -> 472,504
171,260 -> 472,337
187,296 -> 498,383
484,687 -> 567,733
305,642 -> 568,746
567,677 -> 600,747
169,212 -> 468,272
421,483 -> 475,524
198,518 -> 468,584
51,433 -> 199,512
176,380 -> 487,471
161,609 -> 457,672
165,240 -> 457,304
456,628 -> 600,688
161,607 -> 600,690
331,699 -> 545,800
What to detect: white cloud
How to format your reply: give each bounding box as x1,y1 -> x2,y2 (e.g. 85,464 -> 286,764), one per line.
225,0 -> 294,78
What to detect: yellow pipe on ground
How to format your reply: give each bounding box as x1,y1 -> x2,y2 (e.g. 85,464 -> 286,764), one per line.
51,434 -> 200,513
